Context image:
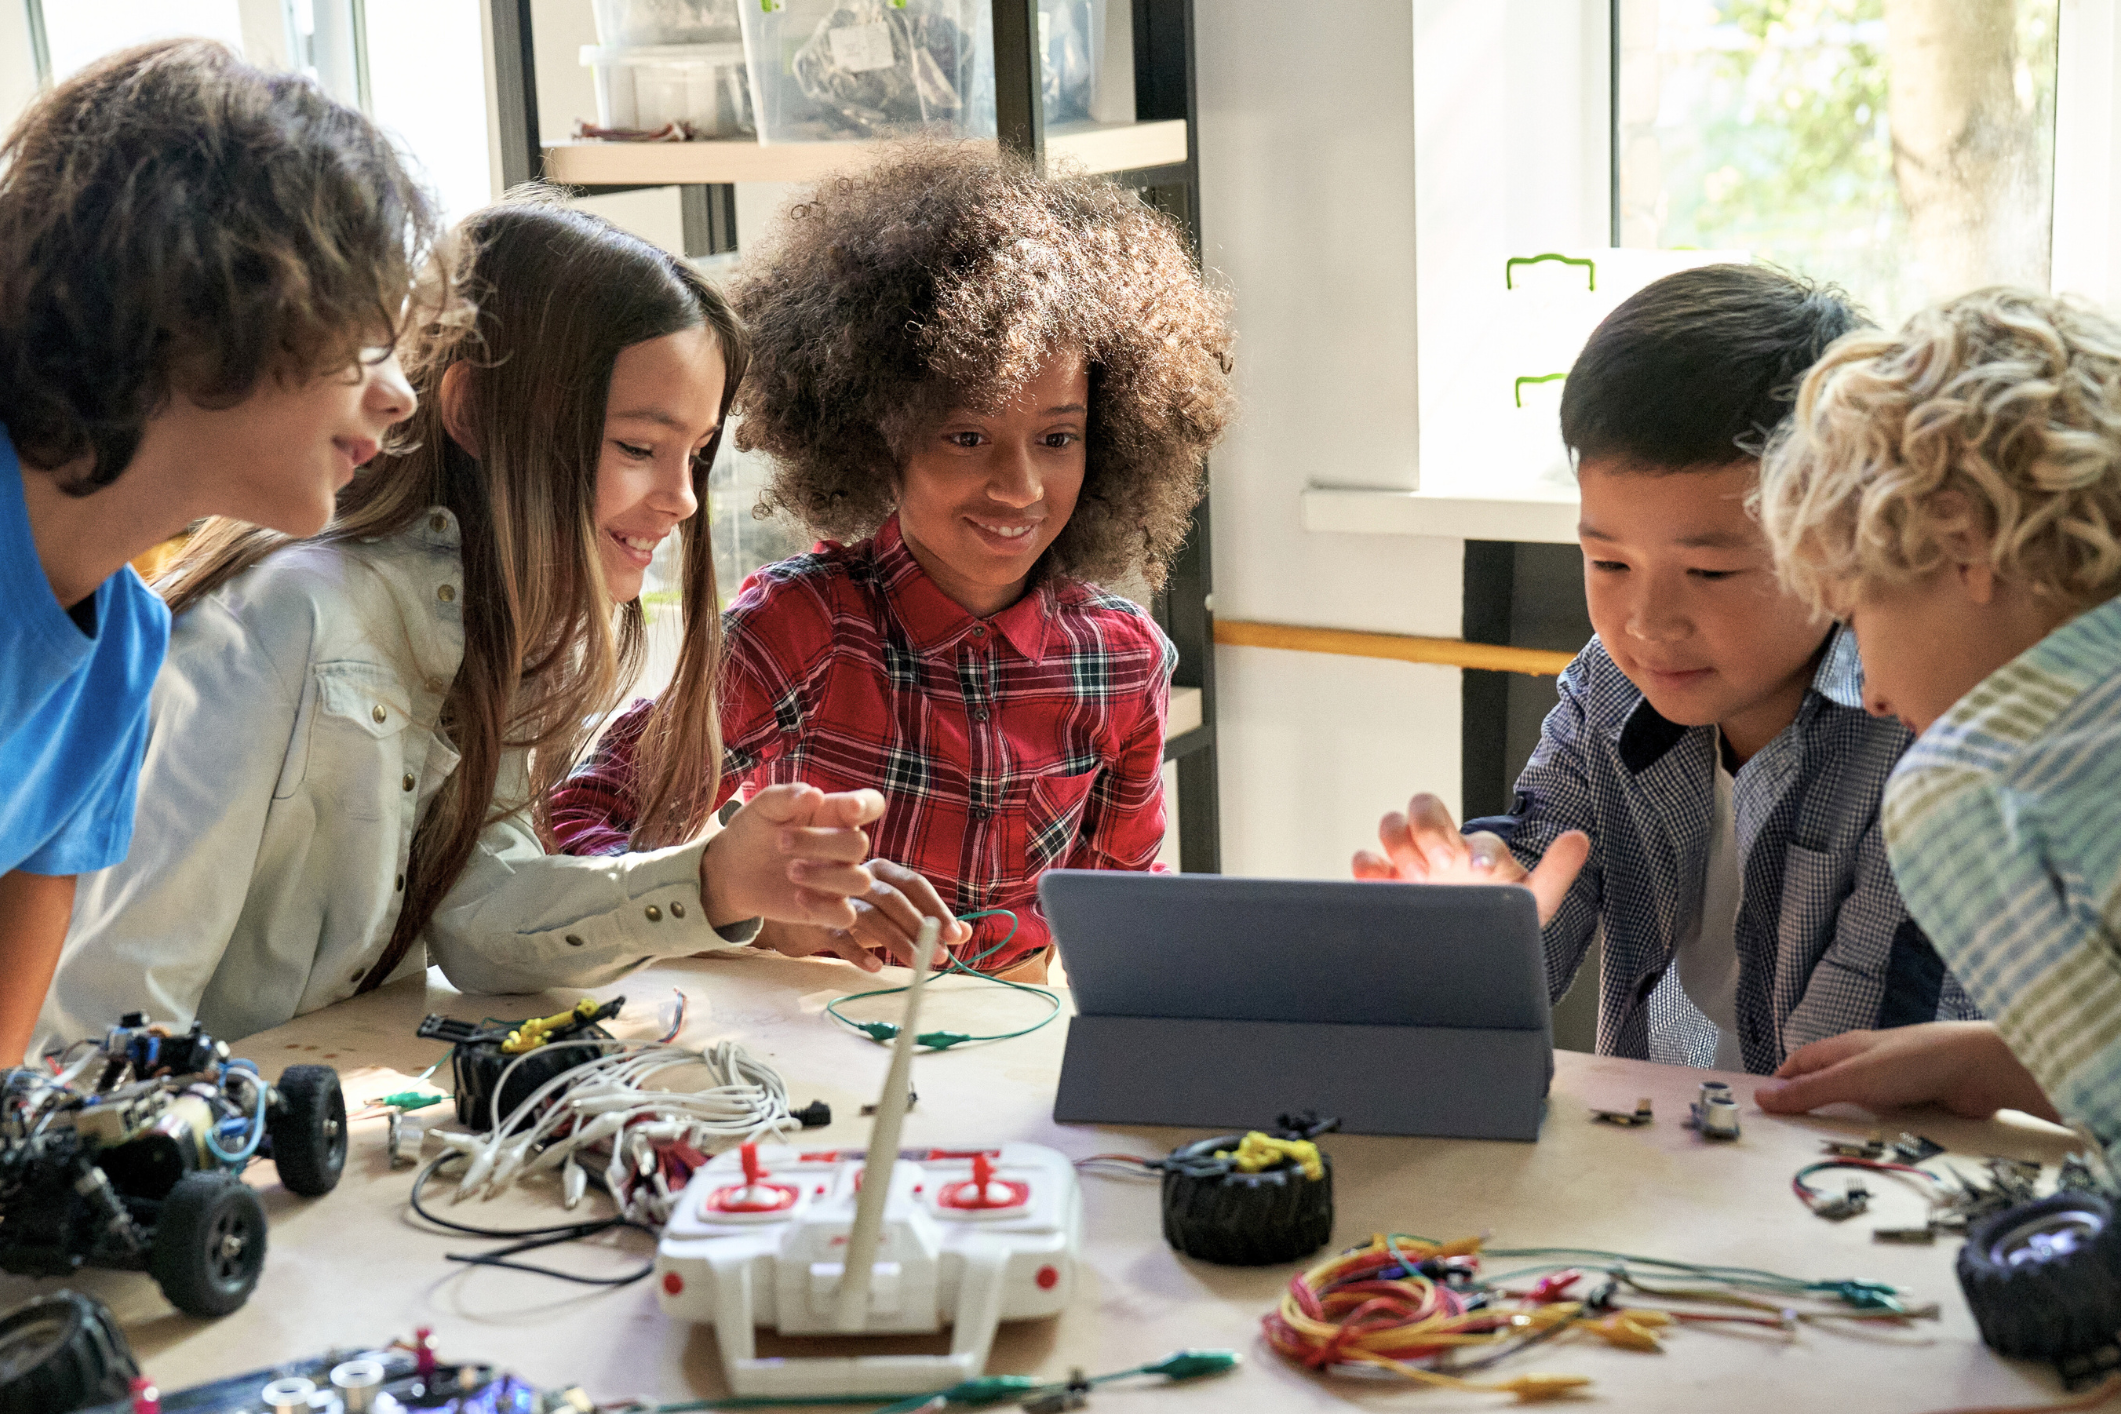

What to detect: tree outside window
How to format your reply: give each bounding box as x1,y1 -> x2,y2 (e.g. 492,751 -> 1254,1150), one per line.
1618,0 -> 2059,325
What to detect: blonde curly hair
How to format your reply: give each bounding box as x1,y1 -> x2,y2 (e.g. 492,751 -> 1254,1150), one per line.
1759,287 -> 2121,616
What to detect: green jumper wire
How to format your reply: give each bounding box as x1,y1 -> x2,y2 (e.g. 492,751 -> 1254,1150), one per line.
640,1349 -> 1239,1412
825,909 -> 1061,1052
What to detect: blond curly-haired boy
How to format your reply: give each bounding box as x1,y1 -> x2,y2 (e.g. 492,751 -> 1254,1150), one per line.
1754,287 -> 2121,1153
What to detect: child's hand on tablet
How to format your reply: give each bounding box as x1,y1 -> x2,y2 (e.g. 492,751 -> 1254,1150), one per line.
1352,792 -> 1589,926
699,783 -> 887,931
753,860 -> 971,972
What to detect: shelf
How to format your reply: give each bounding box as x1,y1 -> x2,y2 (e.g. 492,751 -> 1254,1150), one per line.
1299,486 -> 1580,544
1169,685 -> 1203,737
541,119 -> 1189,188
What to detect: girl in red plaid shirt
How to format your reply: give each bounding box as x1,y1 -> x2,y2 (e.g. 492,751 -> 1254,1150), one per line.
552,142 -> 1235,980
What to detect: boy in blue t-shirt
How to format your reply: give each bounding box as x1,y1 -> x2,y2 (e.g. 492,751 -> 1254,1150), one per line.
0,40 -> 442,1062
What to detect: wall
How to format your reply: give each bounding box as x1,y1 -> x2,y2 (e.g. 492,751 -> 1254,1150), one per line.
1192,2 -> 1466,880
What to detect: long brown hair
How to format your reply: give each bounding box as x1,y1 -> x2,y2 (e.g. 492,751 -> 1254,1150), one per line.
162,190 -> 746,958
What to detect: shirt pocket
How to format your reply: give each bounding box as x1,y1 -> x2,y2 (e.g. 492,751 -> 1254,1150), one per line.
1017,768 -> 1100,873
306,661 -> 414,821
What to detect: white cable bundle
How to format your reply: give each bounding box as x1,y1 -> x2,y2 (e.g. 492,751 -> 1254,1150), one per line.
434,1037 -> 795,1227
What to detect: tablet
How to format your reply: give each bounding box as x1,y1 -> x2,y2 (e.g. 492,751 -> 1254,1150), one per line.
1040,871 -> 1553,1140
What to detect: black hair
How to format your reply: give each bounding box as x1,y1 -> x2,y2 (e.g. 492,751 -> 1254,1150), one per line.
1559,263 -> 1864,470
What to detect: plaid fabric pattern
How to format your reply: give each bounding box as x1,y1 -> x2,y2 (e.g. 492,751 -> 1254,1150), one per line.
1471,628 -> 1978,1074
551,516 -> 1173,971
1883,595 -> 2121,1161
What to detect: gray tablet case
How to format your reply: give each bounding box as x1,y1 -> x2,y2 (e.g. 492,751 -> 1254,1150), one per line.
1040,872 -> 1553,1141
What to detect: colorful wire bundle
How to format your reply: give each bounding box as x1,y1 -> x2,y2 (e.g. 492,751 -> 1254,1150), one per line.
1264,1235 -> 1936,1402
1262,1234 -> 1652,1400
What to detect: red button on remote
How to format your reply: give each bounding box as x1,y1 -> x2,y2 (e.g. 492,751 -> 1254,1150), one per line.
938,1152 -> 1029,1211
706,1142 -> 798,1214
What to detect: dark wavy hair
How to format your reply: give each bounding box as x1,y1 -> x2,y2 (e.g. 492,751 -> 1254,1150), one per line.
733,140 -> 1234,588
0,38 -> 444,492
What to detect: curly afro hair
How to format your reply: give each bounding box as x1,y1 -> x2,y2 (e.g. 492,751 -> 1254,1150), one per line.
732,140 -> 1234,588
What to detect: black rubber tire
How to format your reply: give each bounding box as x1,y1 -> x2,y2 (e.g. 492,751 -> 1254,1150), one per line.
0,1291 -> 139,1414
150,1171 -> 267,1318
1958,1190 -> 2121,1359
267,1065 -> 346,1197
1161,1134 -> 1334,1266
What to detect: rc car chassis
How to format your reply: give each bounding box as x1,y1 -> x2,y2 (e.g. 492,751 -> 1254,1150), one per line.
0,1014 -> 347,1318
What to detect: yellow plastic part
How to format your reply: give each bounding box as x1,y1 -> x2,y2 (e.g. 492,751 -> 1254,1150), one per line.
501,999 -> 601,1055
1213,1131 -> 1325,1181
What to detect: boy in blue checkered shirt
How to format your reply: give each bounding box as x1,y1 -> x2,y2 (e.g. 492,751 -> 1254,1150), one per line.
1751,288 -> 2121,1143
1356,265 -> 1979,1075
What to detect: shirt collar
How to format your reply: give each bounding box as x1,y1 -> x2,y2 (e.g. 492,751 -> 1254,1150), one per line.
871,515 -> 1054,663
1926,591 -> 2121,754
1616,626 -> 1858,773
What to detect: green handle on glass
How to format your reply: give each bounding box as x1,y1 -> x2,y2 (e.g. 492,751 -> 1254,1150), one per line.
1505,253 -> 1596,291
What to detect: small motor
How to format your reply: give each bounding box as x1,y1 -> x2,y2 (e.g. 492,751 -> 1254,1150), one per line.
1689,1082 -> 1741,1141
415,999 -> 622,1132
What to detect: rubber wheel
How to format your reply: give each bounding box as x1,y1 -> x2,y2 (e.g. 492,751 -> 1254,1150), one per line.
1958,1191 -> 2121,1359
151,1171 -> 267,1318
0,1291 -> 139,1414
267,1065 -> 346,1197
1161,1134 -> 1335,1266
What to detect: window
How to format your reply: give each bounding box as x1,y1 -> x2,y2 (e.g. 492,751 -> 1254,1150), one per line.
18,1 -> 494,226
1406,0 -> 2072,509
1618,0 -> 2060,326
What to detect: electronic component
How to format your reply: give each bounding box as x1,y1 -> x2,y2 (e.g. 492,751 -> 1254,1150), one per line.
1591,1098 -> 1653,1128
1688,1082 -> 1740,1141
655,920 -> 1087,1400
417,1001 -> 622,1132
68,1339 -> 586,1413
1873,1226 -> 1937,1244
1,1019 -> 344,1318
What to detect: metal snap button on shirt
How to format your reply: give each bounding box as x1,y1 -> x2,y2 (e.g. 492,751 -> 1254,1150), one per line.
671,902 -> 686,919
565,933 -> 585,947
401,774 -> 415,792
645,905 -> 662,922
372,705 -> 387,723
437,584 -> 456,603
971,625 -> 986,637
429,512 -> 448,531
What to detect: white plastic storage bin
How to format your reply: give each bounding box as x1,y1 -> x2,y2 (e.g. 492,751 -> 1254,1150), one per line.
593,0 -> 742,46
581,43 -> 756,137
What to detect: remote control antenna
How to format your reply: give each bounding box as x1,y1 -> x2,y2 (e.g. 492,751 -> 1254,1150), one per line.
835,917 -> 940,1331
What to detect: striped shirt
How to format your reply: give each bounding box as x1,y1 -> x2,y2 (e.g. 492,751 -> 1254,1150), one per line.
551,515 -> 1174,971
1475,628 -> 1977,1073
1883,593 -> 2121,1159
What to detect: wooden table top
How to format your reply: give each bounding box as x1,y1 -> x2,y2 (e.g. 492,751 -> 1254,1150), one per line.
1,951 -> 2083,1413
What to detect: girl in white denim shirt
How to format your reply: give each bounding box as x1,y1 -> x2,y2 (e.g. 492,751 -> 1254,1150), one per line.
38,195 -> 958,1049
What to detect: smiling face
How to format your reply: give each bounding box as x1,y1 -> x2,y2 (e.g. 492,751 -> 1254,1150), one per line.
156,344 -> 418,537
894,351 -> 1089,617
593,325 -> 727,603
1578,457 -> 1833,762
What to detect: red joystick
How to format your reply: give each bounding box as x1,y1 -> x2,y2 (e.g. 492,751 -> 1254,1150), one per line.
705,1141 -> 799,1215
938,1151 -> 1030,1211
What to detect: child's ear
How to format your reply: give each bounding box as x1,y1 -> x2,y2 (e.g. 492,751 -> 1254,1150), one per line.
1956,558 -> 1999,607
439,362 -> 480,456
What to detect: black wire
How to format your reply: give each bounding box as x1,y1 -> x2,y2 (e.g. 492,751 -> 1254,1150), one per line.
407,1151 -> 658,1286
